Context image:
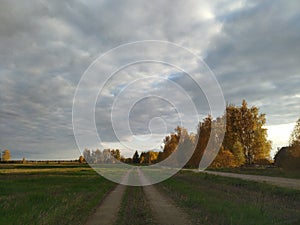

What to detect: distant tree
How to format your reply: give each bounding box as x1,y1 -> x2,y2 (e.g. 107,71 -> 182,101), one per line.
1,149 -> 11,161
93,149 -> 103,163
148,151 -> 159,164
290,118 -> 300,147
139,151 -> 159,164
83,149 -> 92,163
132,151 -> 140,164
78,155 -> 84,163
22,157 -> 26,164
111,149 -> 121,161
125,157 -> 133,164
102,149 -> 111,163
188,116 -> 212,168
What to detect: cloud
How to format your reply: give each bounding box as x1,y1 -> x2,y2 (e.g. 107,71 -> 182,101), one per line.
205,0 -> 300,125
0,0 -> 299,159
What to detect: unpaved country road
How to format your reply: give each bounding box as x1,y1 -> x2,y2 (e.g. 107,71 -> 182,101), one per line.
138,168 -> 193,225
86,168 -> 193,225
85,184 -> 126,225
85,172 -> 130,225
198,170 -> 300,190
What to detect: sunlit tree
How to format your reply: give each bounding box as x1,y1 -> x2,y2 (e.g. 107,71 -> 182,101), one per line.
1,149 -> 11,161
224,100 -> 271,165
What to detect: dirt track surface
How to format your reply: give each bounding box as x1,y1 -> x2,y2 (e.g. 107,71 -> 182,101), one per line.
201,170 -> 300,190
138,169 -> 192,225
85,184 -> 126,225
86,168 -> 192,225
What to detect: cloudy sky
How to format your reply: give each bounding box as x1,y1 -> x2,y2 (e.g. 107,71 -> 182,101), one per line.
1,0 -> 299,159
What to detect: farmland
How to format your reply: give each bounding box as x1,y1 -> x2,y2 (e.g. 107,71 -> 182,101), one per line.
1,163 -> 300,225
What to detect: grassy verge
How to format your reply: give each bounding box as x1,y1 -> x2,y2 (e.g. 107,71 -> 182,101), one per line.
208,167 -> 300,179
115,171 -> 157,225
115,169 -> 157,225
0,164 -> 115,225
158,171 -> 300,225
115,186 -> 157,225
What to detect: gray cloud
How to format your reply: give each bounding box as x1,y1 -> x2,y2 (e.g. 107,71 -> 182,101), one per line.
0,0 -> 299,159
206,0 -> 300,125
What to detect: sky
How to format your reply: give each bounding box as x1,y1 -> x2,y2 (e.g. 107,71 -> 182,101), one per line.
0,0 -> 300,160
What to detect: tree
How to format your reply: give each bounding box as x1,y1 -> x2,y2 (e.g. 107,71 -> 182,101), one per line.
1,149 -> 11,161
290,118 -> 300,147
231,141 -> 245,166
224,100 -> 271,165
111,149 -> 121,161
83,149 -> 92,163
210,147 -> 237,168
78,155 -> 85,163
132,151 -> 140,164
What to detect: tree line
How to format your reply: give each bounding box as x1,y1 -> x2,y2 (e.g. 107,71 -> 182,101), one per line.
83,100 -> 275,168
155,100 -> 271,168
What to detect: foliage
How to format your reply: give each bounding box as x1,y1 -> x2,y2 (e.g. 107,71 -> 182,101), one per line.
139,151 -> 159,164
290,118 -> 300,147
223,100 -> 271,165
132,150 -> 140,164
83,148 -> 123,164
1,149 -> 11,161
146,100 -> 271,168
78,155 -> 84,163
83,100 -> 271,169
210,147 -> 237,168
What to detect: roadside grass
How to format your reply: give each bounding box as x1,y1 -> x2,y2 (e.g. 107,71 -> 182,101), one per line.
115,170 -> 157,225
158,171 -> 300,225
0,164 -> 115,225
208,167 -> 300,179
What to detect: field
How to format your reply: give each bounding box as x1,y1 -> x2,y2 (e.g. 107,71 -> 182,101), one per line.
1,163 -> 300,225
0,163 -> 115,225
158,171 -> 300,225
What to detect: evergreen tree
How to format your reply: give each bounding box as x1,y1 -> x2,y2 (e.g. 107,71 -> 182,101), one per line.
132,150 -> 140,164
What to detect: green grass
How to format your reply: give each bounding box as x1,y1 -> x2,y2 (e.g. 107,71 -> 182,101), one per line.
158,171 -> 300,225
0,164 -> 115,225
208,167 -> 300,179
115,186 -> 157,225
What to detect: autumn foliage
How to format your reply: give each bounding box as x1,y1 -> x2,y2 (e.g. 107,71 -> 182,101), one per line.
81,100 -> 272,169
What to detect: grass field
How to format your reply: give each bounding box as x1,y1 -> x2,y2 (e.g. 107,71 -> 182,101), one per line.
1,163 -> 300,225
0,163 -> 115,225
158,171 -> 300,225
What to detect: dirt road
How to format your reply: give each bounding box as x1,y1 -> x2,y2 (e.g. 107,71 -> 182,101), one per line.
200,170 -> 300,190
138,168 -> 192,225
85,172 -> 130,225
86,168 -> 192,225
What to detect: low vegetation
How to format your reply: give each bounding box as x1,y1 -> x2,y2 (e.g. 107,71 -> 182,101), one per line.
115,186 -> 157,225
158,171 -> 300,225
0,163 -> 115,225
